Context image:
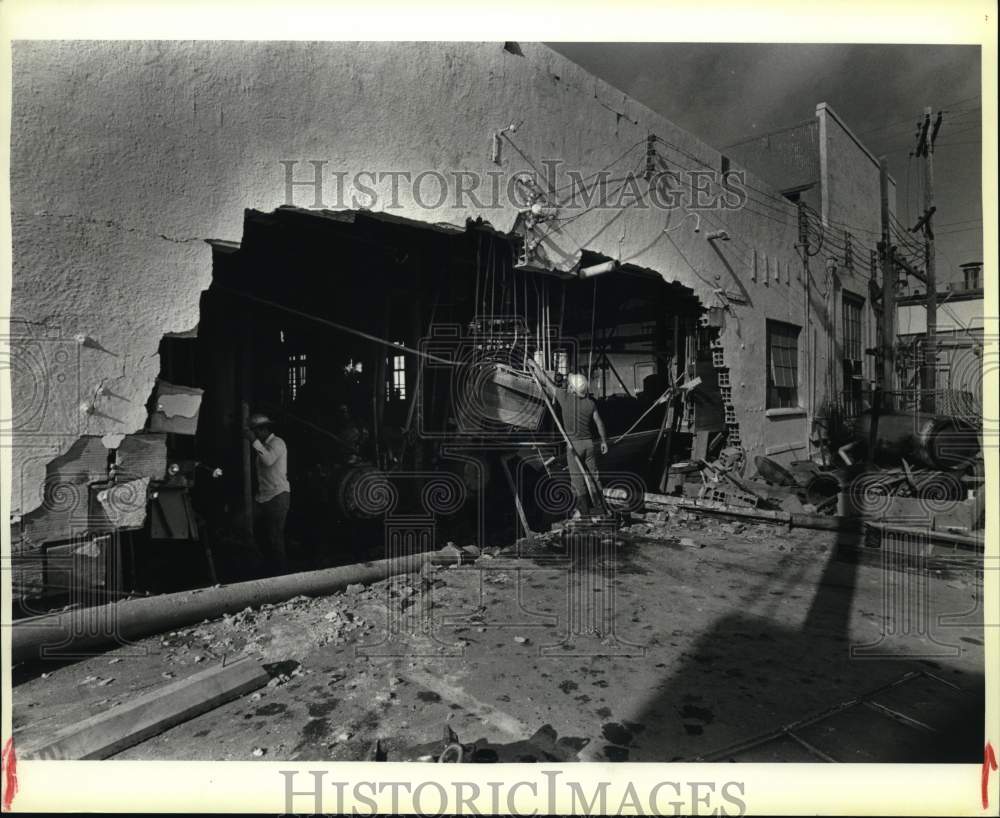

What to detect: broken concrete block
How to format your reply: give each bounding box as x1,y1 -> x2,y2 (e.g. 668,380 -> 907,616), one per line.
97,477 -> 150,530
932,496 -> 980,532
345,583 -> 364,595
461,545 -> 482,558
679,537 -> 696,547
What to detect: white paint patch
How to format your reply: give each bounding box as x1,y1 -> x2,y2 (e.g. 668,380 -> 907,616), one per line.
101,432 -> 126,449
157,393 -> 202,418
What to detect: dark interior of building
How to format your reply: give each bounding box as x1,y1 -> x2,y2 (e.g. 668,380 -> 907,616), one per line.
144,207 -> 706,588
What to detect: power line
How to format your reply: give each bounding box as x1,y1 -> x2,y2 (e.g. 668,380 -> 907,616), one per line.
937,225 -> 984,236
937,217 -> 982,228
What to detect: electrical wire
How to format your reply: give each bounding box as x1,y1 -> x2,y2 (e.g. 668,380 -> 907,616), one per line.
217,286 -> 458,366
548,140 -> 646,195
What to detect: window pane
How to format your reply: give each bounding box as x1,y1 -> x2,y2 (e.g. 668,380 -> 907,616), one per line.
766,320 -> 800,408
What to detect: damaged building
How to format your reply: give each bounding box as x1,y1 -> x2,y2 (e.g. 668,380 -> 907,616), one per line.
6,41 -> 985,766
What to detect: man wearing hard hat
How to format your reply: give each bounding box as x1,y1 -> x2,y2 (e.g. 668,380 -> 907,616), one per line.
245,412 -> 290,573
529,361 -> 609,518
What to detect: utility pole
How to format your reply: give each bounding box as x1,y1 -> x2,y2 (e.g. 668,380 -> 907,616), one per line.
796,202 -> 814,457
878,156 -> 894,411
912,107 -> 941,413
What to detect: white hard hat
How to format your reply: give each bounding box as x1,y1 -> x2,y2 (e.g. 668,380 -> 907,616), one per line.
247,413 -> 273,428
567,373 -> 588,395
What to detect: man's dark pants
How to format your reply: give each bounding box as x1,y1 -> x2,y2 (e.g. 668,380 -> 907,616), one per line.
567,438 -> 599,515
255,491 -> 290,572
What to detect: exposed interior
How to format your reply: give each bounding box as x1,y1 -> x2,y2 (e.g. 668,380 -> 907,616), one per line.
148,207 -> 709,584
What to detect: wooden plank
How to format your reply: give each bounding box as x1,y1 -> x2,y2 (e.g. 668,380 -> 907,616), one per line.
20,658 -> 269,760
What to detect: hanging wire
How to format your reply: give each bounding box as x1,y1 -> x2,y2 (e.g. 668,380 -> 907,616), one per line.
488,237 -> 496,340
474,232 -> 482,323
587,278 -> 598,380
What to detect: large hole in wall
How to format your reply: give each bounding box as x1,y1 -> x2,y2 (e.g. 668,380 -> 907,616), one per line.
15,206 -> 710,608
191,209 -> 710,572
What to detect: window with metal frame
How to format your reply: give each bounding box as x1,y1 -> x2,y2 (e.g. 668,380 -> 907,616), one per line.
766,320 -> 800,409
389,348 -> 406,401
287,352 -> 307,403
842,292 -> 864,415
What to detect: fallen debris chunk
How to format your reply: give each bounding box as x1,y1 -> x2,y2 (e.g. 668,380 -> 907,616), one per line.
20,658 -> 269,760
252,747 -> 267,757
513,636 -> 530,645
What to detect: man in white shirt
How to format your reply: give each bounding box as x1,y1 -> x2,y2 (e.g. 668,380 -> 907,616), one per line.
245,413 -> 290,573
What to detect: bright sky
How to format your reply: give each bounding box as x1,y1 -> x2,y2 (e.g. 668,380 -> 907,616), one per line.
548,43 -> 983,287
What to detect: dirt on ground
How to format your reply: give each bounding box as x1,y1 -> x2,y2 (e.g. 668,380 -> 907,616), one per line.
11,512 -> 986,763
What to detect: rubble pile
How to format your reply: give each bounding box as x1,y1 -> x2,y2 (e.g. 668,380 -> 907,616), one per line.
151,557 -> 506,669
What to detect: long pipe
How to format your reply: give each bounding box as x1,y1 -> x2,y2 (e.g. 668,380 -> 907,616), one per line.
12,549 -> 461,666
603,487 -> 858,532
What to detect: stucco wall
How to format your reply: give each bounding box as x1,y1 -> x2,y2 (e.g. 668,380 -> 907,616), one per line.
10,40 -> 871,513
817,103 -> 896,391
725,120 -> 820,199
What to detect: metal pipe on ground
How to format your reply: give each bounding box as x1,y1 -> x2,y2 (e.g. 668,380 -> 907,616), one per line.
865,522 -> 983,551
12,549 -> 461,666
603,487 -> 858,533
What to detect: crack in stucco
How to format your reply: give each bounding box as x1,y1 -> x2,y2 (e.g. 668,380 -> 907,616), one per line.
19,210 -> 211,245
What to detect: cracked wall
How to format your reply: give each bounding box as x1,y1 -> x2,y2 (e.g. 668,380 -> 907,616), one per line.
9,41 -> 881,514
